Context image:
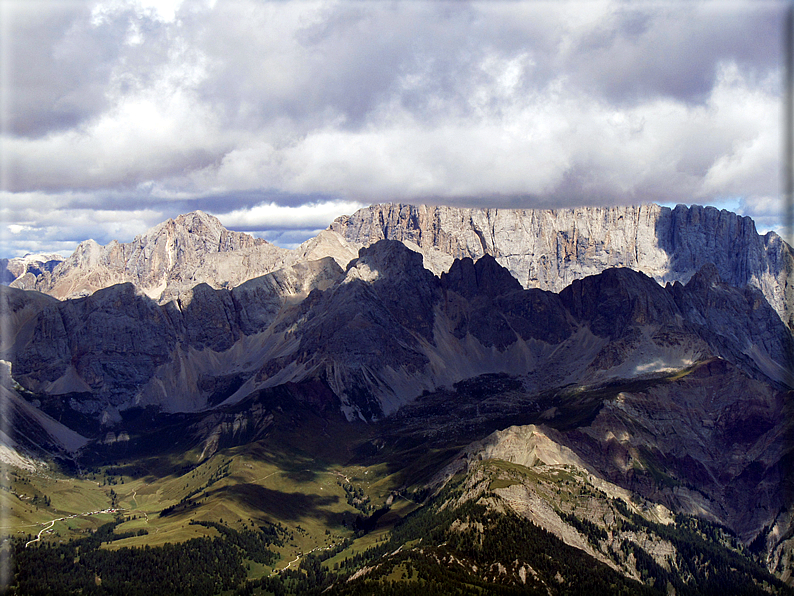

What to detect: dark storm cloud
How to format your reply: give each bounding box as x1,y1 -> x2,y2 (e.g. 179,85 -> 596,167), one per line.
564,3 -> 783,104
4,1 -> 114,137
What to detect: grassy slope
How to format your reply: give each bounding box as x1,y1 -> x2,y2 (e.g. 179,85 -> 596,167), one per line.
0,370 -> 688,552
4,398 -> 417,579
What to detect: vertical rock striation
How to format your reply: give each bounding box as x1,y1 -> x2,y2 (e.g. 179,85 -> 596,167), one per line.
330,203 -> 794,327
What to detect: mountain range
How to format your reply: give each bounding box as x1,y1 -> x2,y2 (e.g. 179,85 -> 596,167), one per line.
8,203 -> 793,327
2,202 -> 793,595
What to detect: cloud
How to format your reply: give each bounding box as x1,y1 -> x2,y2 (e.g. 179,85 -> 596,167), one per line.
219,199 -> 366,231
561,2 -> 782,104
0,0 -> 789,255
737,195 -> 786,235
178,56 -> 780,208
0,190 -> 167,256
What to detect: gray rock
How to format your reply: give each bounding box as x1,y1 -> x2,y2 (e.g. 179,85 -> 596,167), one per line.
26,211 -> 294,302
9,258 -> 344,412
1,254 -> 63,287
330,203 -> 794,328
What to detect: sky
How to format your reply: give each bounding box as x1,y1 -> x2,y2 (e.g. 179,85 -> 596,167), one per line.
0,0 -> 789,257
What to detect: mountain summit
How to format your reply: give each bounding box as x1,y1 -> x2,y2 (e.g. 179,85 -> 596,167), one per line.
17,211 -> 293,302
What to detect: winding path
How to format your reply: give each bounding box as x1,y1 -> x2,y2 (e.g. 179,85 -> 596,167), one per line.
25,519 -> 57,547
24,508 -> 118,548
269,541 -> 339,576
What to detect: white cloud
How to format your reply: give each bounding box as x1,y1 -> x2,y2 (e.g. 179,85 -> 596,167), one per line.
7,224 -> 31,235
0,0 -> 789,254
91,0 -> 186,26
5,30 -> 227,192
175,54 -> 778,210
737,195 -> 786,235
218,200 -> 366,231
0,189 -> 169,255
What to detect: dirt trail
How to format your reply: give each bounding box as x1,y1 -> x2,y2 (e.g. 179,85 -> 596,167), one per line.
271,554 -> 302,575
269,542 -> 339,576
24,507 -> 118,548
254,471 -> 280,483
25,519 -> 58,547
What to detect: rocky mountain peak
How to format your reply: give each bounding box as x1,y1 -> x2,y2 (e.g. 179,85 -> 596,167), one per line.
441,254 -> 523,299
559,267 -> 679,339
70,239 -> 102,262
473,254 -> 523,295
341,240 -> 440,343
19,211 -> 292,302
345,239 -> 432,285
174,209 -> 222,233
330,202 -> 794,328
684,261 -> 722,291
139,210 -> 266,255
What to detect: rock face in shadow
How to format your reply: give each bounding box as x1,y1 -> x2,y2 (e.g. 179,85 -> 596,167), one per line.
559,268 -> 680,339
441,254 -> 523,300
330,203 -> 794,328
5,240 -> 791,424
4,257 -> 345,412
440,255 -> 569,350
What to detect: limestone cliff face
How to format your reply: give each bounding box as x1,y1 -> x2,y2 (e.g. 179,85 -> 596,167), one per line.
24,211 -> 294,302
13,203 -> 792,328
329,203 -> 794,327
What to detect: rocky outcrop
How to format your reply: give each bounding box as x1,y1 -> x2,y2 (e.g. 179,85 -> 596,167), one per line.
6,241 -> 791,425
0,286 -> 59,358
561,357 -> 794,575
1,253 -> 63,288
22,211 -> 295,302
444,391 -> 791,583
329,203 -> 794,328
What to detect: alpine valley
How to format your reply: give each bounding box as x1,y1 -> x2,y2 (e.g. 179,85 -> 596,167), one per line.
1,203 -> 793,596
